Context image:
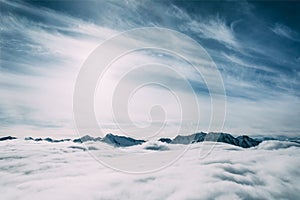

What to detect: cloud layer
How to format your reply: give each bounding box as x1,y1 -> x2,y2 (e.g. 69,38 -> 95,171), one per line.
0,140 -> 299,199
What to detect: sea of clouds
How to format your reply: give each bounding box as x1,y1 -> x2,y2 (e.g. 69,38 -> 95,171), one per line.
0,139 -> 299,200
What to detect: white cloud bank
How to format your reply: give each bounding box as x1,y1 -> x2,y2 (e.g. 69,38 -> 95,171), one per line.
0,140 -> 299,200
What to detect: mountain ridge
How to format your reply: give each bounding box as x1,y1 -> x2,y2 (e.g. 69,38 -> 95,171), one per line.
0,132 -> 263,148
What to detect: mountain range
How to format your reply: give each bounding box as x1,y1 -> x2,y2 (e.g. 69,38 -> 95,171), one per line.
2,132 -> 299,148
0,132 -> 266,148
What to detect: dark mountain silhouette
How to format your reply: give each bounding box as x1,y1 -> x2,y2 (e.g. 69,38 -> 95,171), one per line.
25,137 -> 70,142
73,135 -> 101,143
0,136 -> 17,141
7,132 -> 264,148
72,132 -> 261,148
169,132 -> 261,148
102,133 -> 145,147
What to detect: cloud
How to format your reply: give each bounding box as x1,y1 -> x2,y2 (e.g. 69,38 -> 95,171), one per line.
0,0 -> 299,137
271,23 -> 299,41
173,9 -> 239,50
0,1 -> 118,136
221,53 -> 276,73
189,17 -> 239,49
223,94 -> 300,136
0,140 -> 299,199
257,140 -> 300,150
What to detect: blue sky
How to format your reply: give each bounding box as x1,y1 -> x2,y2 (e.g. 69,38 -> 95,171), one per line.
0,0 -> 299,137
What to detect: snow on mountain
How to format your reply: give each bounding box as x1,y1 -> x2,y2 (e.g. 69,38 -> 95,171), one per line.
73,135 -> 102,143
171,132 -> 207,144
102,133 -> 145,147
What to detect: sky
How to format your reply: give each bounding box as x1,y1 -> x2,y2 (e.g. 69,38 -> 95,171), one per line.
0,0 -> 299,138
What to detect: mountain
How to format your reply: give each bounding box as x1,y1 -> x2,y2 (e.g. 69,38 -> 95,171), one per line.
158,138 -> 172,143
236,135 -> 261,148
171,132 -> 206,144
73,135 -> 102,143
7,132 -> 263,148
0,136 -> 17,141
163,132 -> 261,148
102,133 -> 145,147
25,137 -> 70,142
72,134 -> 145,147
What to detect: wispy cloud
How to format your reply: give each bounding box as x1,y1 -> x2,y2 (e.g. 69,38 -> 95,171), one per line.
170,6 -> 239,50
221,53 -> 276,73
271,23 -> 299,41
188,17 -> 239,49
0,0 -> 299,137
